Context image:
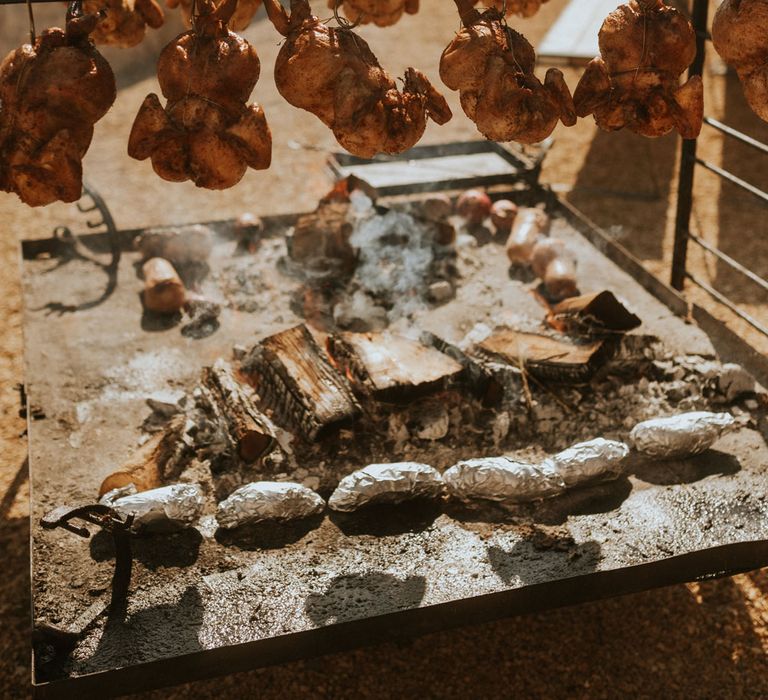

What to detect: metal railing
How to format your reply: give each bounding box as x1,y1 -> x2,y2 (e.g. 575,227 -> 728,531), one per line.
671,0 -> 768,338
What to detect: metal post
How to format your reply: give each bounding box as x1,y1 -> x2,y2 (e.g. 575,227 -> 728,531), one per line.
671,0 -> 709,291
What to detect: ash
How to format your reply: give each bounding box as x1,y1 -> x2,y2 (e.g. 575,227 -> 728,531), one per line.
347,200 -> 434,324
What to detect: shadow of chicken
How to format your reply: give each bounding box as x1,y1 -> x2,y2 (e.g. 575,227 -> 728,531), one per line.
166,0 -> 262,31
712,0 -> 768,123
573,0 -> 703,138
0,2 -> 116,207
85,0 -> 165,47
128,0 -> 272,189
473,0 -> 550,18
440,0 -> 575,144
263,0 -> 452,158
331,0 -> 418,27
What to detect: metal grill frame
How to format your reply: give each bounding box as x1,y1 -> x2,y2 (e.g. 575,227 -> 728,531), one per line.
671,0 -> 768,339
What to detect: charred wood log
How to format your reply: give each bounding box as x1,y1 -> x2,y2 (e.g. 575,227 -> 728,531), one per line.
328,331 -> 464,403
547,290 -> 642,337
245,324 -> 361,441
289,201 -> 358,276
200,359 -> 277,463
473,329 -> 613,384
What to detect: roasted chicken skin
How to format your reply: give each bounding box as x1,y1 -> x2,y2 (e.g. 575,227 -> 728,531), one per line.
473,0 -> 549,18
166,0 -> 262,31
331,0 -> 418,27
85,0 -> 165,47
0,4 -> 116,207
440,0 -> 575,144
573,0 -> 703,138
128,0 -> 272,189
263,0 -> 451,158
712,0 -> 768,123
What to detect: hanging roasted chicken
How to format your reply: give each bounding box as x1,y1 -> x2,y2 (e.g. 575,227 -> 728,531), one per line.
440,0 -> 575,144
128,0 -> 272,189
85,0 -> 165,47
573,0 -> 703,138
331,0 -> 418,27
166,0 -> 262,31
0,3 -> 116,206
473,0 -> 549,19
712,0 -> 768,123
263,0 -> 451,158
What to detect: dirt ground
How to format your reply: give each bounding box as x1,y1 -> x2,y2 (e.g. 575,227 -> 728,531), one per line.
2,1 -> 768,697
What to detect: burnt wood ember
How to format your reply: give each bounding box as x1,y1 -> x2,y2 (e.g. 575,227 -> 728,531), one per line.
98,415 -> 191,497
420,331 -> 502,405
473,329 -> 613,384
548,291 -> 642,337
200,359 -> 276,462
245,324 -> 361,441
327,332 -> 464,402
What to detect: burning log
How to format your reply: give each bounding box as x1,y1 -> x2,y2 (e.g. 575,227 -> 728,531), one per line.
98,415 -> 191,497
548,291 -> 642,336
245,324 -> 361,441
473,328 -> 612,383
327,332 -> 464,402
200,359 -> 276,462
141,257 -> 186,314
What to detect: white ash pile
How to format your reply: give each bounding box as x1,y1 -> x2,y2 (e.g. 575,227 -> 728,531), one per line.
283,179 -> 459,332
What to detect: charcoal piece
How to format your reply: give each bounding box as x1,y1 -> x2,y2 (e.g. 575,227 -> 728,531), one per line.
548,290 -> 642,336
327,331 -> 464,403
473,328 -> 612,384
201,359 -> 277,462
246,324 -> 361,441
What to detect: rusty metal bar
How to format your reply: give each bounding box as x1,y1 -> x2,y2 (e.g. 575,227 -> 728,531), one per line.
704,117 -> 768,156
688,233 -> 768,296
694,156 -> 768,207
671,0 -> 709,291
687,272 -> 768,339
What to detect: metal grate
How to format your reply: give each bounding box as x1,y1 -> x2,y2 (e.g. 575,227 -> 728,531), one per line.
671,0 -> 768,338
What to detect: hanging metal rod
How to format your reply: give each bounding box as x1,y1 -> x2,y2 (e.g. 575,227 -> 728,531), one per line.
688,233 -> 768,296
704,117 -> 768,157
687,272 -> 768,339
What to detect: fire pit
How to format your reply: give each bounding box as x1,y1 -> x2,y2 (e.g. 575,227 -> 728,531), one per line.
23,169 -> 768,697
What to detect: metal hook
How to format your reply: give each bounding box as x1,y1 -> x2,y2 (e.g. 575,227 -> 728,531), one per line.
333,0 -> 361,30
25,0 -> 35,44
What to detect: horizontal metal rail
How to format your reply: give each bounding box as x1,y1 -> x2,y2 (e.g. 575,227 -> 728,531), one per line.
704,117 -> 768,156
688,233 -> 768,297
687,272 -> 768,338
693,156 -> 768,207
